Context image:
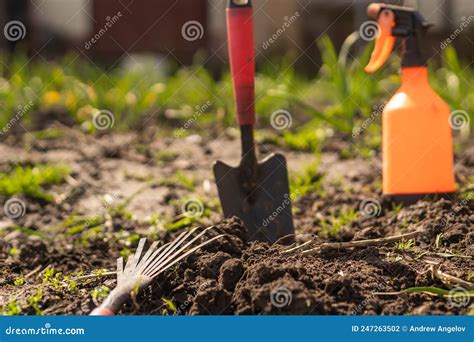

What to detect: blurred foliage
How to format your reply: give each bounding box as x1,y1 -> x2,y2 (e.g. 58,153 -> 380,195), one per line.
431,46 -> 474,128
268,34 -> 397,135
0,164 -> 70,202
0,35 -> 471,157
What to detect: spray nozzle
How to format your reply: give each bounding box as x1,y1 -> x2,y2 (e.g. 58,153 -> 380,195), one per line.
365,3 -> 430,73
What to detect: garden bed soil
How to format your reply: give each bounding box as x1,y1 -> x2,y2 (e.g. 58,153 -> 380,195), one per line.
0,126 -> 472,315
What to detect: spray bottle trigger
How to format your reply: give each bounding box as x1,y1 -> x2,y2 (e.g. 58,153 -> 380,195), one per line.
364,9 -> 396,73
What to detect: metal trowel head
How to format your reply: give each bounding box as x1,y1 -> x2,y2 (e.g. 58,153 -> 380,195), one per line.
213,152 -> 295,244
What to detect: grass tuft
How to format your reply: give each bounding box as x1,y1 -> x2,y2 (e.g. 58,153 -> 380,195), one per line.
319,208 -> 358,238
290,163 -> 324,199
0,164 -> 70,202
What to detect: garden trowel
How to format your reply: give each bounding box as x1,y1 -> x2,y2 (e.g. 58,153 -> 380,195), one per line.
213,0 -> 294,244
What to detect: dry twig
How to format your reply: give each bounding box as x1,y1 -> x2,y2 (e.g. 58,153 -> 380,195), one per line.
285,230 -> 422,256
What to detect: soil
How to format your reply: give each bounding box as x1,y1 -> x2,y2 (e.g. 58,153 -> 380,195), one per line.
0,124 -> 472,315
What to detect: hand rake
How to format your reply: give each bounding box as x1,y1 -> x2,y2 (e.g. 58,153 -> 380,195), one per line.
90,226 -> 225,315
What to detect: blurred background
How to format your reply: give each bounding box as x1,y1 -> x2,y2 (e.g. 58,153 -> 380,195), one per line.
0,0 -> 472,146
1,0 -> 473,69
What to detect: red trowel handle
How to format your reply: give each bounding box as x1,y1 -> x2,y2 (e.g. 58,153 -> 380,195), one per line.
226,0 -> 255,126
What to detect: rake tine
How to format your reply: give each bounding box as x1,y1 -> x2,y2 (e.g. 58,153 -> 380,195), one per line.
143,227 -> 212,276
129,227 -> 202,279
136,241 -> 172,275
144,226 -> 215,277
129,238 -> 147,272
136,230 -> 190,276
148,234 -> 227,278
122,238 -> 147,279
122,255 -> 134,280
135,241 -> 159,272
151,228 -> 195,263
116,257 -> 124,284
142,226 -> 204,277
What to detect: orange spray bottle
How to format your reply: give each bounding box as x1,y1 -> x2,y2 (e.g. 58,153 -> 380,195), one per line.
365,3 -> 455,203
